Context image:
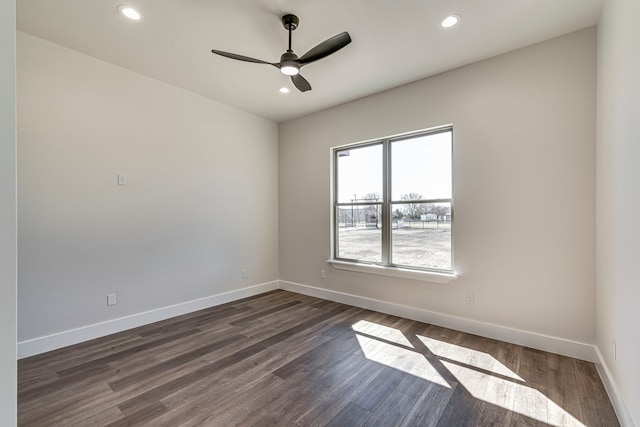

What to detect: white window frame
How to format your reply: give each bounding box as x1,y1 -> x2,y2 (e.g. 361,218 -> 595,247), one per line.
329,126 -> 456,283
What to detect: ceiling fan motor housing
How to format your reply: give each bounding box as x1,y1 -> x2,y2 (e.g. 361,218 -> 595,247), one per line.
280,51 -> 299,62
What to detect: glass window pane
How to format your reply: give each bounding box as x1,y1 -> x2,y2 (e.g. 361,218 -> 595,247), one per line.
337,144 -> 382,204
337,204 -> 382,263
391,131 -> 452,201
391,202 -> 452,270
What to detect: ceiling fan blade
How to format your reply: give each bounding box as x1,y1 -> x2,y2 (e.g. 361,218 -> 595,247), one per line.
291,74 -> 312,92
211,49 -> 274,65
298,32 -> 352,65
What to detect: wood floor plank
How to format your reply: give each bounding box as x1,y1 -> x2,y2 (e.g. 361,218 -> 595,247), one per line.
107,332 -> 248,391
73,406 -> 124,427
258,355 -> 367,425
400,381 -> 458,427
579,396 -> 621,427
351,366 -> 406,410
137,305 -> 252,337
18,382 -> 115,426
294,355 -> 385,426
510,347 -> 550,426
546,352 -> 583,425
105,401 -> 168,427
18,331 -> 142,371
115,307 -> 335,419
365,389 -> 416,426
170,373 -> 286,427
229,300 -> 302,327
574,358 -> 608,401
218,334 -> 333,392
150,379 -> 235,426
474,400 -> 514,426
229,368 -> 329,427
434,384 -> 480,427
55,328 -> 202,378
325,402 -> 370,427
18,290 -> 620,427
395,371 -> 433,399
159,313 -> 348,418
574,358 -> 620,426
19,363 -> 114,403
273,332 -> 358,380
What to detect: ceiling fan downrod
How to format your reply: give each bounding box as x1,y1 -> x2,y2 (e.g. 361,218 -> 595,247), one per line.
282,14 -> 299,52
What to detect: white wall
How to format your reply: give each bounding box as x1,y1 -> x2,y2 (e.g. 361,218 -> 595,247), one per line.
17,33 -> 279,342
280,29 -> 596,345
1,0 -> 17,424
596,0 -> 640,424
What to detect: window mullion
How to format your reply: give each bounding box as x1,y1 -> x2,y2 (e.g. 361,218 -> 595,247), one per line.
333,149 -> 339,260
382,139 -> 391,265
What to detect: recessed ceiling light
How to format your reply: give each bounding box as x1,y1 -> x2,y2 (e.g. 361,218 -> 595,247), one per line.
279,87 -> 290,94
118,5 -> 143,21
440,15 -> 460,28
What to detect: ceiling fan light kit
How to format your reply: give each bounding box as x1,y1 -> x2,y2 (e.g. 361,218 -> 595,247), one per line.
211,13 -> 351,92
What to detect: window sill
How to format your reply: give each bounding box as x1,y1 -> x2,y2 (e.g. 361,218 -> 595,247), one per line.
327,260 -> 457,284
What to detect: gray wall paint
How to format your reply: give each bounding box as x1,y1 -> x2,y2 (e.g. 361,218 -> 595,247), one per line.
279,28 -> 596,344
17,33 -> 279,341
1,0 -> 17,423
596,0 -> 640,424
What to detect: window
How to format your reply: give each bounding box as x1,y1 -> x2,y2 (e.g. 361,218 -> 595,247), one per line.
333,127 -> 453,274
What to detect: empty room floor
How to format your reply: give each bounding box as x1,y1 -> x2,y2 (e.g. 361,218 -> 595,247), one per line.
18,290 -> 619,426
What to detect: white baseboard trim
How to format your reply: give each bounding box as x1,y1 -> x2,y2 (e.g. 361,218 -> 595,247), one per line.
278,280 -> 598,362
17,281 -> 279,359
594,346 -> 636,427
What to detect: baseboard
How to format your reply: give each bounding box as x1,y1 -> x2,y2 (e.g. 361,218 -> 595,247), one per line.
278,280 -> 598,362
594,346 -> 636,427
17,281 -> 279,359
17,278 -> 602,366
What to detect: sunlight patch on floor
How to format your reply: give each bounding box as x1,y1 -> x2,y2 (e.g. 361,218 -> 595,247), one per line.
355,334 -> 450,387
351,320 -> 414,347
351,320 -> 585,426
442,361 -> 585,427
417,335 -> 523,381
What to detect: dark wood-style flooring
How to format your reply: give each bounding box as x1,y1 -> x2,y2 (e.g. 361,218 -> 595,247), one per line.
18,290 -> 619,426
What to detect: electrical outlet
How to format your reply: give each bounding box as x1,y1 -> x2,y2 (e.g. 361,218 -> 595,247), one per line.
107,293 -> 117,306
465,292 -> 474,305
320,269 -> 326,279
242,269 -> 247,278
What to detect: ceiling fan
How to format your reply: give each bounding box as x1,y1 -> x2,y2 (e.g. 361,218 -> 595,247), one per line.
211,14 -> 351,93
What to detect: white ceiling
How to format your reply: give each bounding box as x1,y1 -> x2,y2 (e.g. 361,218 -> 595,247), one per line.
17,0 -> 603,123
